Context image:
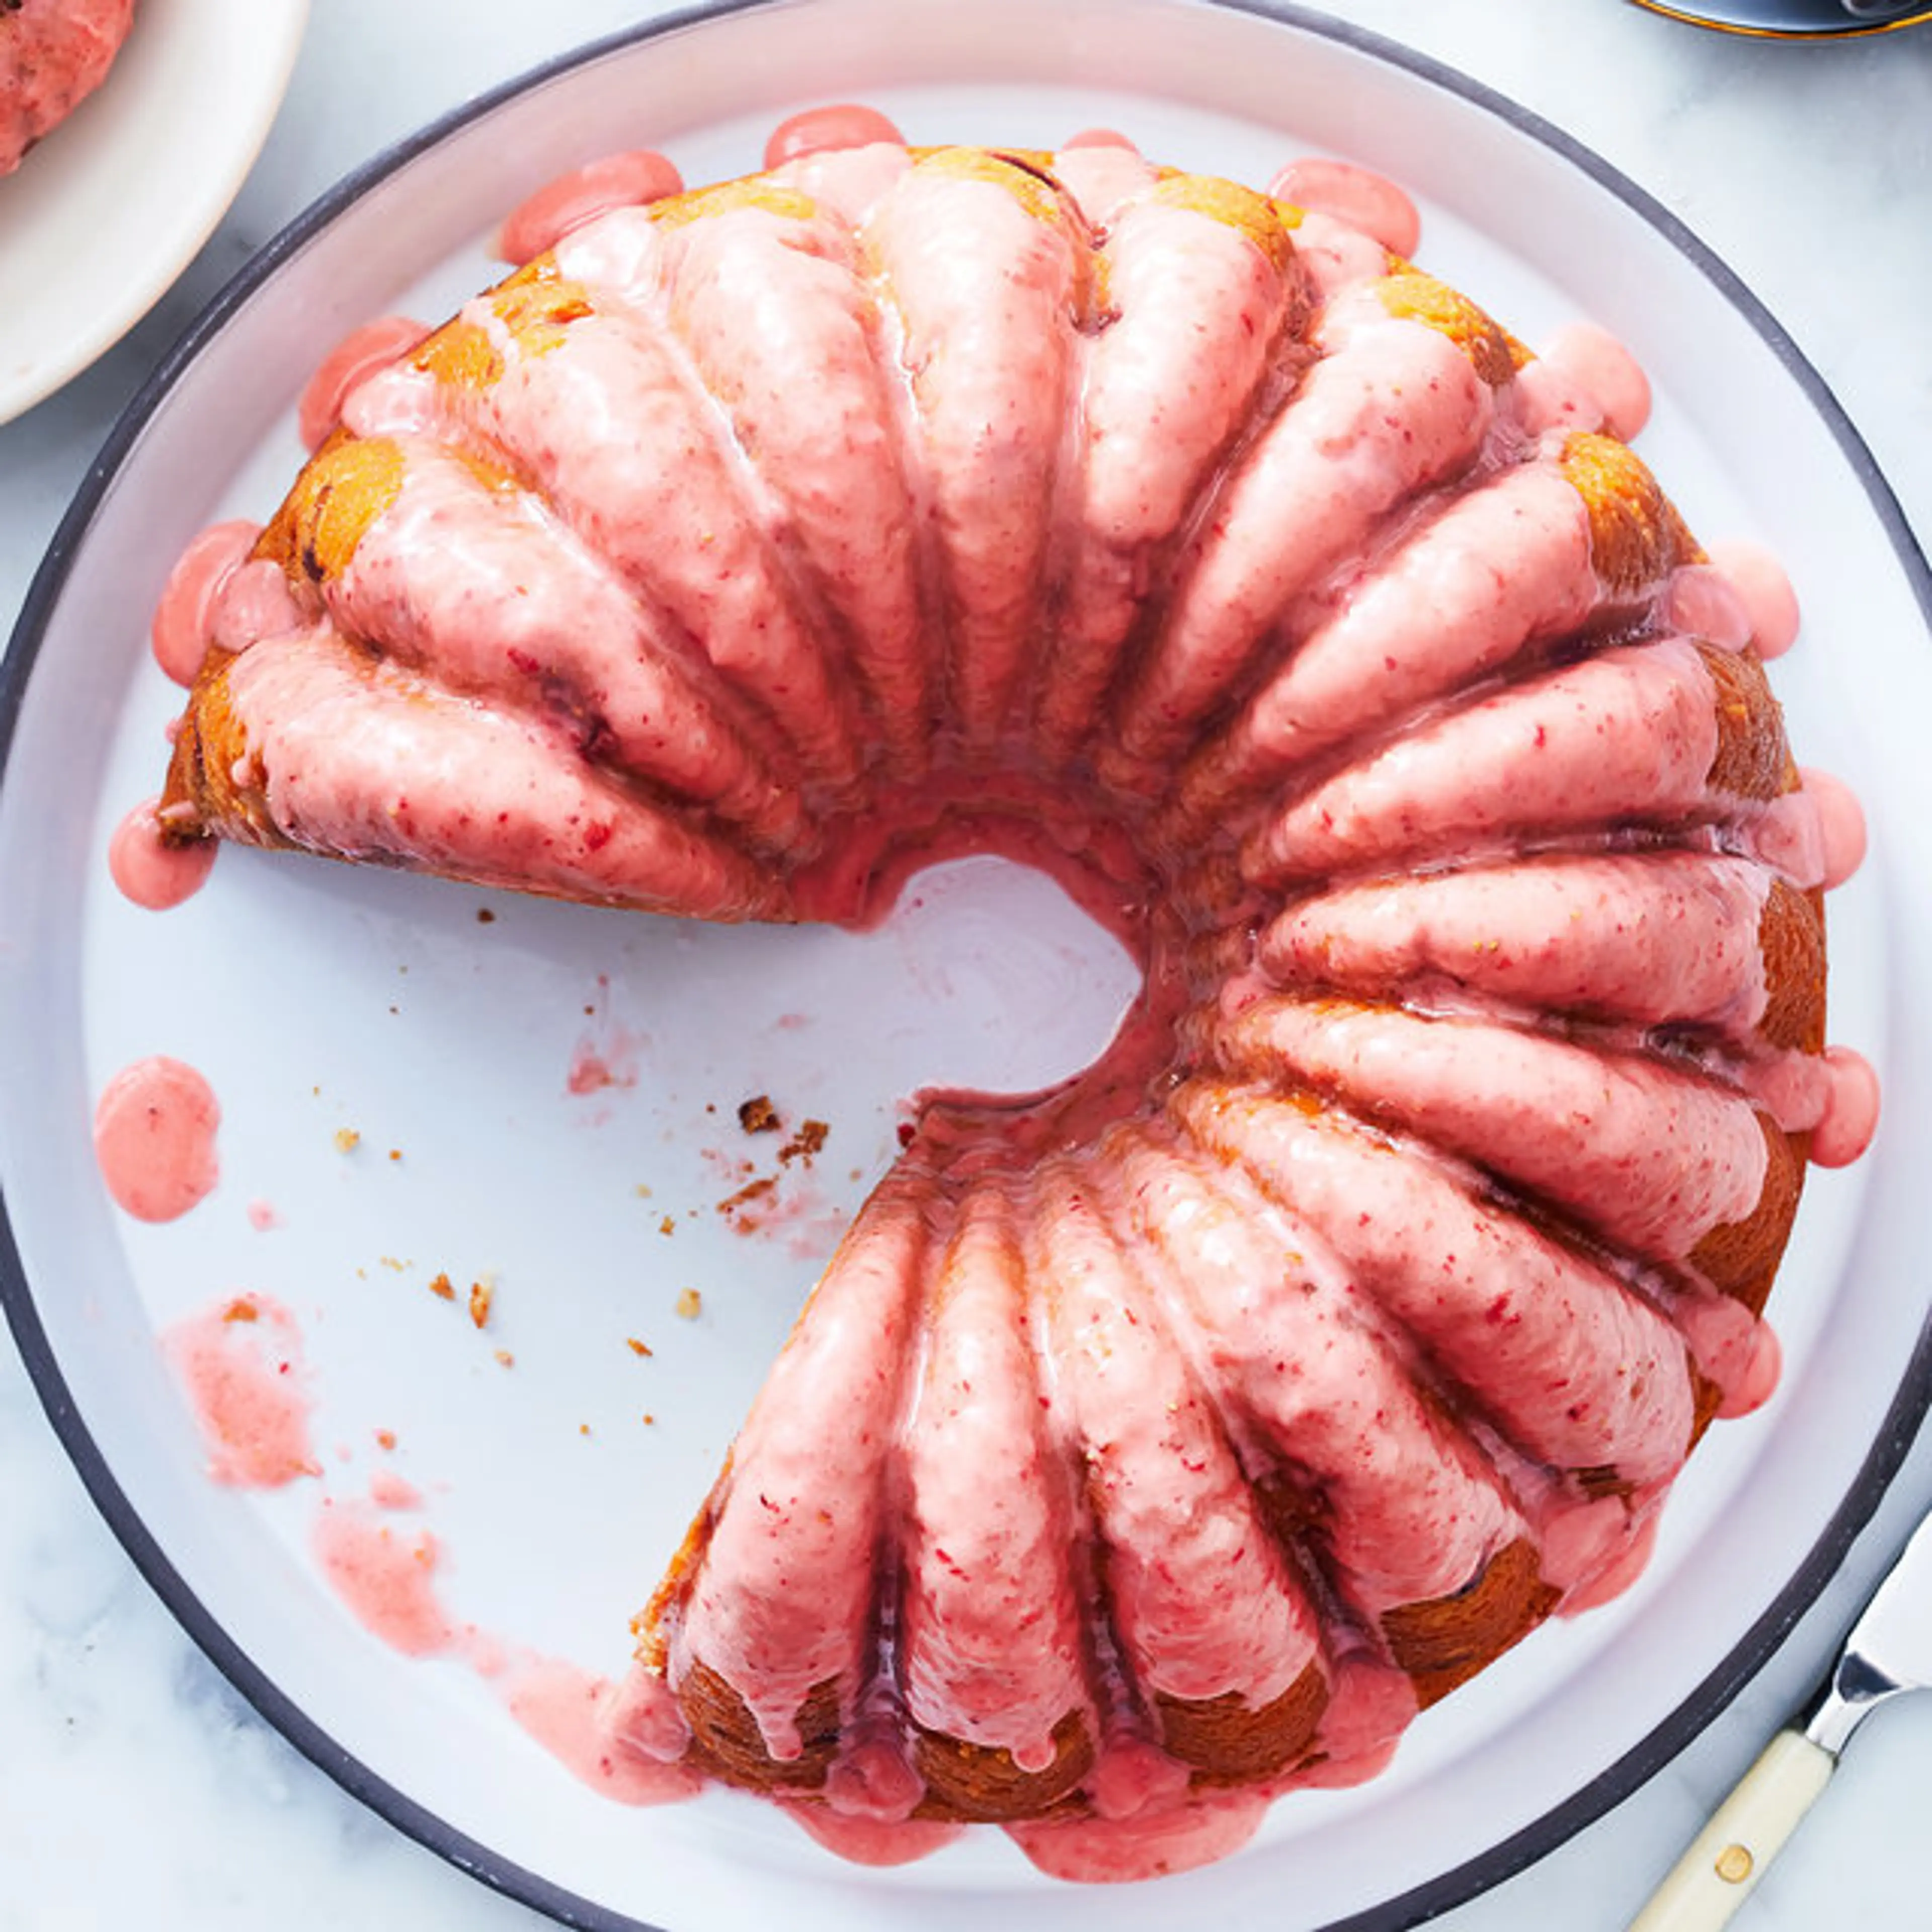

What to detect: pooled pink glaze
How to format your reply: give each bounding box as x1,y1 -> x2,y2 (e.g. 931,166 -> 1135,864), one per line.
1801,766 -> 1867,889
1810,1046 -> 1880,1169
1537,321 -> 1651,441
94,1056 -> 220,1222
1557,1514 -> 1661,1617
1062,126 -> 1138,152
781,1803 -> 965,1867
208,555 -> 306,654
367,1469 -> 423,1511
1278,1652 -> 1416,1790
503,1657 -> 703,1804
298,316 -> 432,453
310,1498 -> 462,1657
1005,1787 -> 1270,1883
110,795 -> 217,909
1709,538 -> 1801,659
160,1293 -> 320,1488
763,103 -> 904,171
495,150 -> 683,267
1664,564 -> 1755,653
1268,156 -> 1420,258
151,520 -> 260,687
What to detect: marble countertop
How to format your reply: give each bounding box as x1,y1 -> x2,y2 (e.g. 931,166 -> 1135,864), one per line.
3,1 -> 1930,1925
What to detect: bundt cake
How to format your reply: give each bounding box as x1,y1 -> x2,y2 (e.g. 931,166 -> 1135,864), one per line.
137,112 -> 1879,1879
0,0 -> 136,176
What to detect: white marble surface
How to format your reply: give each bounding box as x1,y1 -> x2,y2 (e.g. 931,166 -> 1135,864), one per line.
3,1 -> 1930,1926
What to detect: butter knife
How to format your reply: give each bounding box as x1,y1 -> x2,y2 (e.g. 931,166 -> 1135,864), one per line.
1627,1506 -> 1932,1930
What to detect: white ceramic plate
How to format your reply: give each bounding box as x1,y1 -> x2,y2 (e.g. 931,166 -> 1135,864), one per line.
0,0 -> 309,425
4,4 -> 1931,1928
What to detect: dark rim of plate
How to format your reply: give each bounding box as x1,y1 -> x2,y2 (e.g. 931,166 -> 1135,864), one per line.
3,3 -> 1930,1929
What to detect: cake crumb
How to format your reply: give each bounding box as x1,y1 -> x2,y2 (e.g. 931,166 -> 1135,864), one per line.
675,1287 -> 702,1321
374,1429 -> 397,1452
476,907 -> 496,924
658,1214 -> 676,1237
641,1413 -> 656,1426
738,1094 -> 781,1134
779,1118 -> 829,1166
579,1422 -> 592,1437
469,1281 -> 493,1329
634,1183 -> 653,1200
494,1348 -> 515,1368
427,1271 -> 455,1301
627,1337 -> 654,1358
221,1298 -> 259,1324
334,1128 -> 361,1154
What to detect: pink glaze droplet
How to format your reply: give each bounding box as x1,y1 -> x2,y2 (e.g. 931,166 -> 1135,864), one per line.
505,1658 -> 702,1806
1719,1320 -> 1783,1421
110,796 -> 216,910
150,520 -> 260,687
367,1469 -> 423,1511
495,150 -> 685,267
764,103 -> 906,172
94,1056 -> 220,1221
1662,564 -> 1754,653
1810,1046 -> 1880,1169
1538,321 -> 1651,441
310,1498 -> 459,1657
1801,767 -> 1867,890
160,1293 -> 320,1488
1267,156 -> 1420,258
298,315 -> 432,453
246,1197 -> 281,1231
1560,1513 -> 1661,1617
1061,127 -> 1139,153
1708,538 -> 1801,659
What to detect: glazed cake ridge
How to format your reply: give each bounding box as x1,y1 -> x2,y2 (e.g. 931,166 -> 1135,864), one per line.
138,116 -> 1881,1880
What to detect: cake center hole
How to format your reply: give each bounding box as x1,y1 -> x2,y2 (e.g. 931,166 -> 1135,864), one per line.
864,855 -> 1145,1104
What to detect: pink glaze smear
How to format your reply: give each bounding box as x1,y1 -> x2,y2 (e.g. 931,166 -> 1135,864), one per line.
160,1293 -> 319,1487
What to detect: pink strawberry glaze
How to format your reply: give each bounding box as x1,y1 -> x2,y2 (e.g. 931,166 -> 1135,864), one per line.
298,316 -> 431,453
763,103 -> 905,171
110,795 -> 216,909
151,519 -> 260,687
495,150 -> 684,267
159,1293 -> 320,1488
94,1056 -> 219,1222
1268,156 -> 1421,258
1709,538 -> 1802,659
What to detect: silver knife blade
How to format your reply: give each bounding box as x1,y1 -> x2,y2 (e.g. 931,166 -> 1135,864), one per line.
1803,1506 -> 1932,1757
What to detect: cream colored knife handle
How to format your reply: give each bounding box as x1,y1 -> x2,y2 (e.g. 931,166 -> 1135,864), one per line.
1626,1729 -> 1835,1931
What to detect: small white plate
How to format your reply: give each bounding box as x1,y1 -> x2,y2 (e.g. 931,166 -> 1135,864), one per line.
0,0 -> 309,425
3,4 -> 1930,1930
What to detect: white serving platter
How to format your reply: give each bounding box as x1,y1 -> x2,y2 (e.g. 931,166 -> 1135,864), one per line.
3,3 -> 1929,1928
